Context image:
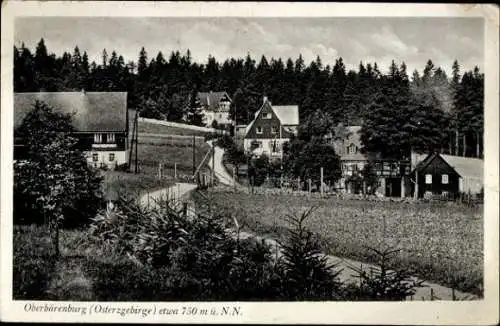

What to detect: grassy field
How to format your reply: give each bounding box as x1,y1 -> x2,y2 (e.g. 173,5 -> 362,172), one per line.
101,114 -> 213,200
193,189 -> 483,295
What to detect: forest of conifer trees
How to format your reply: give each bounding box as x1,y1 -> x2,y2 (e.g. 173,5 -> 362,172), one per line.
14,38 -> 484,159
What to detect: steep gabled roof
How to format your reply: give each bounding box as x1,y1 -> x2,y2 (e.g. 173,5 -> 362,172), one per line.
245,101 -> 299,137
272,105 -> 299,126
197,91 -> 232,112
14,92 -> 128,132
411,152 -> 460,177
412,152 -> 483,181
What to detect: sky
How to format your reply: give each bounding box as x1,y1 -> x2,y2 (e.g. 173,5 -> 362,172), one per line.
15,17 -> 484,76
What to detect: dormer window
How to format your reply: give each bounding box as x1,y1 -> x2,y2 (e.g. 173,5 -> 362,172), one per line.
94,133 -> 102,143
107,133 -> 115,143
262,112 -> 271,119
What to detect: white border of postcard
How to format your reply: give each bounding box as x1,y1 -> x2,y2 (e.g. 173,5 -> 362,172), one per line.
1,2 -> 499,324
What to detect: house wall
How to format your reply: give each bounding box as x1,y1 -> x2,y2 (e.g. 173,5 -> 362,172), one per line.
15,131 -> 128,170
416,157 -> 460,198
203,111 -> 231,126
86,150 -> 128,169
244,138 -> 288,157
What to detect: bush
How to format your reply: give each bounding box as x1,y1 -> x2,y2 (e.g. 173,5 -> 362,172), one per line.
345,247 -> 424,301
278,208 -> 343,300
88,197 -> 283,300
14,101 -> 105,228
87,194 -> 425,301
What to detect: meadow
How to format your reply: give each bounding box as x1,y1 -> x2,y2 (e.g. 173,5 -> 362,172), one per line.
102,117 -> 212,200
194,189 -> 484,295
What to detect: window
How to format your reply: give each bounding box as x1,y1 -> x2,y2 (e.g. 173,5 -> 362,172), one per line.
109,153 -> 115,162
441,174 -> 449,184
271,126 -> 279,134
425,174 -> 433,184
94,133 -> 102,143
256,126 -> 263,134
107,133 -> 115,143
262,112 -> 271,119
346,144 -> 357,154
92,153 -> 99,162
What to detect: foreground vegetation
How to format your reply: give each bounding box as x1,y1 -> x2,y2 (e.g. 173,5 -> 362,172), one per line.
193,189 -> 483,295
14,195 -> 425,301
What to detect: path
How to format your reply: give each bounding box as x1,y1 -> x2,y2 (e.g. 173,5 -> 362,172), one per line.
233,229 -> 477,301
140,182 -> 198,210
206,140 -> 243,189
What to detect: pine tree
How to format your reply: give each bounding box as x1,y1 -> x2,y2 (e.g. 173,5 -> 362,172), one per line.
102,49 -> 108,67
451,60 -> 461,155
324,57 -> 347,124
137,47 -> 148,75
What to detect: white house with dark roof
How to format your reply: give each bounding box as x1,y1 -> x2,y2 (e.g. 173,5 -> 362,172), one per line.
196,91 -> 232,127
14,91 -> 129,169
243,97 -> 299,158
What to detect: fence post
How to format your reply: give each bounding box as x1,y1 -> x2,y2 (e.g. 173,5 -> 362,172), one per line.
158,162 -> 162,179
320,167 -> 324,196
233,168 -> 236,190
298,176 -> 301,192
174,163 -> 177,180
308,178 -> 312,194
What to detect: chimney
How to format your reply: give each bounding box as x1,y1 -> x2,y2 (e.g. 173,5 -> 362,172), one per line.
81,89 -> 86,95
263,96 -> 268,104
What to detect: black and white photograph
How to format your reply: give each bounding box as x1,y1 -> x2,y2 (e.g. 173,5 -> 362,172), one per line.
1,2 -> 499,324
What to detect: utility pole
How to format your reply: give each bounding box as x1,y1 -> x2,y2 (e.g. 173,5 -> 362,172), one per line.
134,113 -> 138,173
211,146 -> 215,186
128,109 -> 138,170
192,135 -> 196,176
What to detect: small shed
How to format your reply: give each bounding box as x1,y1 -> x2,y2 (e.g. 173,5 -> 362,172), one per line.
411,152 -> 461,199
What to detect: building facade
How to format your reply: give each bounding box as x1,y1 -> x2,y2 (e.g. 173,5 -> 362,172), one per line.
14,91 -> 129,170
196,91 -> 232,127
331,125 -> 411,197
411,152 -> 483,198
243,97 -> 299,159
411,152 -> 460,199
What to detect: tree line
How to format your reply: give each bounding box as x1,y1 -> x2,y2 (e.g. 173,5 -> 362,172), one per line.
14,38 -> 483,158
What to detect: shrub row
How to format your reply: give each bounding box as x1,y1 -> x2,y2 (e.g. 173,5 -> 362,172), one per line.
86,196 -> 423,301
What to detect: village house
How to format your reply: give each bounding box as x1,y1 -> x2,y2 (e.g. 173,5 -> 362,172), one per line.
410,152 -> 483,199
14,91 -> 129,170
331,125 -> 411,197
196,91 -> 232,128
242,96 -> 299,159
